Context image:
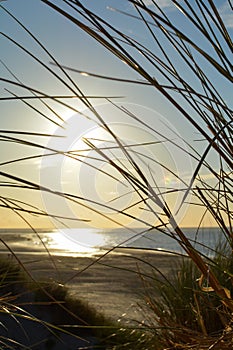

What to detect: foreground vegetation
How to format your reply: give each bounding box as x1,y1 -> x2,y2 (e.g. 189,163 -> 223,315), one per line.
0,257 -> 155,349
1,243 -> 233,349
142,242 -> 233,349
0,1 -> 232,349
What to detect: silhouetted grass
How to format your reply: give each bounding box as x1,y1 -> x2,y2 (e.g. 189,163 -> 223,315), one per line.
140,242 -> 233,348
0,1 -> 232,349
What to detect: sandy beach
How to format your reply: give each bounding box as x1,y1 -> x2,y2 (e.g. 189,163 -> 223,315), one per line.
6,247 -> 182,325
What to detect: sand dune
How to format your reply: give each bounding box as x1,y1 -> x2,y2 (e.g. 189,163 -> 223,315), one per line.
8,248 -> 182,324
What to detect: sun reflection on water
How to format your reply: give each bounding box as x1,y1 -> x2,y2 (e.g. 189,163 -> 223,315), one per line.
47,229 -> 108,257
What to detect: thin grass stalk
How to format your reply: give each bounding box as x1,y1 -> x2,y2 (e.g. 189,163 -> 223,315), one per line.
1,4 -> 96,115
0,59 -> 65,124
131,0 -> 232,78
43,1 -> 233,168
1,2 -> 232,346
84,132 -> 233,312
0,239 -> 92,331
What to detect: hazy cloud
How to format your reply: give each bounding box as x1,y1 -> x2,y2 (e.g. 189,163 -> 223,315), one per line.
142,0 -> 233,29
218,1 -> 233,28
143,0 -> 173,8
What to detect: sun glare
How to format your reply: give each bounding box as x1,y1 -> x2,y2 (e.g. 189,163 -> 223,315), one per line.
49,228 -> 109,254
48,230 -> 98,255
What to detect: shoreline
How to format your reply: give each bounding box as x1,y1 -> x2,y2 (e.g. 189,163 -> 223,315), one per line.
3,247 -> 183,324
0,230 -> 185,323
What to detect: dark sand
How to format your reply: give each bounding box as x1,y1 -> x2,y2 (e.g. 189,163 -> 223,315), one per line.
7,248 -> 182,324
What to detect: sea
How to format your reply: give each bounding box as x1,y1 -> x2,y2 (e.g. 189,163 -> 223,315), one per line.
0,226 -> 227,258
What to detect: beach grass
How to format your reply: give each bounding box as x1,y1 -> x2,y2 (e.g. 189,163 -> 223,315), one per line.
39,0 -> 232,322
139,242 -> 233,348
0,256 -> 161,349
0,1 -> 232,349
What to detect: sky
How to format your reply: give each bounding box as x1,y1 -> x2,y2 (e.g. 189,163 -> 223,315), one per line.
0,0 -> 232,230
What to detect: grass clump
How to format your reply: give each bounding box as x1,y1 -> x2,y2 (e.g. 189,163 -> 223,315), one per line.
0,257 -> 28,303
35,280 -> 158,349
0,258 -> 155,349
1,1 -> 232,348
142,243 -> 233,349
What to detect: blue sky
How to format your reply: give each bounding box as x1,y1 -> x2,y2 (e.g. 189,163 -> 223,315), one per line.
0,1 -> 232,229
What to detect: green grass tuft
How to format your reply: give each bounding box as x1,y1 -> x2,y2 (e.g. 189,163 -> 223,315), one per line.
141,242 -> 233,348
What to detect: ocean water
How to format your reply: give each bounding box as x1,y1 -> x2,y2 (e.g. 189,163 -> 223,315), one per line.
0,226 -> 226,257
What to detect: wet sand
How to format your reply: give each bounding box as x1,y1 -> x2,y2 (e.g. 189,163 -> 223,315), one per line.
6,247 -> 183,324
